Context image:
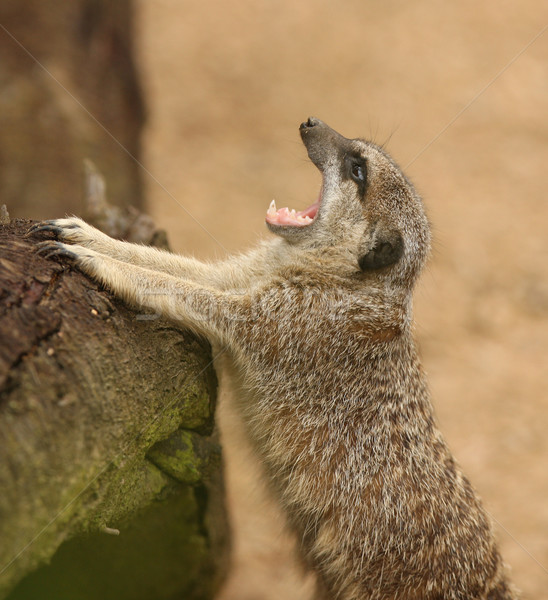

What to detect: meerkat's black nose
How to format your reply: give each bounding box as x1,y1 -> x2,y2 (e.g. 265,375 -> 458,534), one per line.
300,117 -> 322,131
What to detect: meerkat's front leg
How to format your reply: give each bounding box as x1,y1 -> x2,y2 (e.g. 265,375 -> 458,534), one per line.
29,217 -> 261,291
36,240 -> 248,343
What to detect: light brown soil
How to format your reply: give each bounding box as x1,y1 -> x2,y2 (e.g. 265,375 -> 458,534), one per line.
137,2 -> 548,597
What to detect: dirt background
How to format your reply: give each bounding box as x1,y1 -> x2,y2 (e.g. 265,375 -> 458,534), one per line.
135,2 -> 548,598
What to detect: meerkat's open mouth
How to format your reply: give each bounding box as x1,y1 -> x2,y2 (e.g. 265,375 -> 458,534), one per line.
265,198 -> 319,227
265,118 -> 328,231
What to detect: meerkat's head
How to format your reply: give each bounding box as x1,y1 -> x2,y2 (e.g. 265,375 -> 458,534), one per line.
266,118 -> 431,288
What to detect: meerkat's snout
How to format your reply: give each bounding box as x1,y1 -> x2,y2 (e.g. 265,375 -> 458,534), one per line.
265,118 -> 361,238
299,116 -> 351,171
264,119 -> 327,234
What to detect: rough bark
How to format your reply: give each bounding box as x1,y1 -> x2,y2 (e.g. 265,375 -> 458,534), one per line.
0,1 -> 145,219
0,220 -> 230,600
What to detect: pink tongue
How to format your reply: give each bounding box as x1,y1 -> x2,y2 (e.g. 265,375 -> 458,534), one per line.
297,201 -> 320,218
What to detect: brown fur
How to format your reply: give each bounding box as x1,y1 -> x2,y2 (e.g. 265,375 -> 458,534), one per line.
33,118 -> 518,599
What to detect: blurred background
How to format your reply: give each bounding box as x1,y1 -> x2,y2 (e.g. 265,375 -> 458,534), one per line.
2,0 -> 547,598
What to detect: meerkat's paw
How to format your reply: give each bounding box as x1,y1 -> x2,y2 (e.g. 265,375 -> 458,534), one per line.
35,240 -> 100,274
28,217 -> 109,248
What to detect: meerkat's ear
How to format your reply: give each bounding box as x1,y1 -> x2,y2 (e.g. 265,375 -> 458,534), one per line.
358,229 -> 404,271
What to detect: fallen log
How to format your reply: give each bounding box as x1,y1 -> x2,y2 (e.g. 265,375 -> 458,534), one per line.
0,219 -> 230,600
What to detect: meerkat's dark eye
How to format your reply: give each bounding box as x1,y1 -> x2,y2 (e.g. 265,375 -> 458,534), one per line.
345,155 -> 367,195
351,163 -> 365,182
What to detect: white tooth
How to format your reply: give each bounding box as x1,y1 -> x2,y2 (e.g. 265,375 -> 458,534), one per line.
290,209 -> 296,218
268,199 -> 277,215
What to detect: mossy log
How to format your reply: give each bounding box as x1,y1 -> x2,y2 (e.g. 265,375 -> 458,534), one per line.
0,220 -> 230,600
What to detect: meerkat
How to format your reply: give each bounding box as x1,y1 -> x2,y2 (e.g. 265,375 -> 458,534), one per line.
31,118 -> 518,600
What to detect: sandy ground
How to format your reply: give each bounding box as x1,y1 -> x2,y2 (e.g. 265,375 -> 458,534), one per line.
136,2 -> 548,597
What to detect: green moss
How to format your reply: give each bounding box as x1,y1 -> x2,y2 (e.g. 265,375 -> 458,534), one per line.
180,380 -> 215,430
147,429 -> 221,485
83,459 -> 173,532
136,377 -> 214,451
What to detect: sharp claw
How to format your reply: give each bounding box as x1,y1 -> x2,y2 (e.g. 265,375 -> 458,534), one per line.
35,241 -> 77,260
25,223 -> 63,238
34,241 -> 58,255
28,220 -> 56,232
27,221 -> 47,233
